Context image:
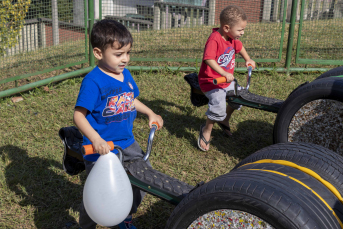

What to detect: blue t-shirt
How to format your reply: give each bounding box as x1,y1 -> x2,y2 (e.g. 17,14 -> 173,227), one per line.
75,66 -> 140,161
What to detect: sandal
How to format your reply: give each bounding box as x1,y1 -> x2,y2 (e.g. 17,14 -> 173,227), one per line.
218,122 -> 232,137
197,124 -> 210,151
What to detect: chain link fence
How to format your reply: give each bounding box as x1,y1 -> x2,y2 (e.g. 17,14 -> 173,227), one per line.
99,0 -> 286,63
0,0 -> 88,96
296,0 -> 343,65
1,0 -> 343,98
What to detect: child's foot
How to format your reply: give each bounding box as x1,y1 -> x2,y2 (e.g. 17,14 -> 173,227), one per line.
198,124 -> 211,151
218,122 -> 232,137
118,215 -> 136,229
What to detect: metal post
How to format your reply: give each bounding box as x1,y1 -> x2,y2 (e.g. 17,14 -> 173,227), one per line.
84,0 -> 88,61
262,0 -> 272,21
295,0 -> 305,63
99,0 -> 102,20
285,0 -> 298,74
153,3 -> 161,30
88,0 -> 95,67
52,0 -> 59,45
180,8 -> 185,28
208,0 -> 215,25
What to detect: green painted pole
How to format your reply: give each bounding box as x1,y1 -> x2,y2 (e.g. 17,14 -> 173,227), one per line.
285,0 -> 298,75
278,0 -> 288,62
295,0 -> 305,63
0,67 -> 93,99
84,0 -> 88,61
0,66 -> 330,99
88,0 -> 95,67
125,66 -> 329,73
99,0 -> 102,20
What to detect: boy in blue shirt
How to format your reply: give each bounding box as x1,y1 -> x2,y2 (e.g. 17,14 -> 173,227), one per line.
74,19 -> 163,229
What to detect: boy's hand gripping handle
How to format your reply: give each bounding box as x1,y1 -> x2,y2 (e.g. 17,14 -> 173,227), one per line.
82,141 -> 115,155
81,141 -> 124,165
213,77 -> 227,85
81,122 -> 159,163
213,64 -> 253,91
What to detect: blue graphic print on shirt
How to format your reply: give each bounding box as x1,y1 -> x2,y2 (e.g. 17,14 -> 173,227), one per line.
217,46 -> 235,70
75,67 -> 139,161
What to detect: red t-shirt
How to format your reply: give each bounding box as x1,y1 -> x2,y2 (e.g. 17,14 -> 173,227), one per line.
198,28 -> 242,92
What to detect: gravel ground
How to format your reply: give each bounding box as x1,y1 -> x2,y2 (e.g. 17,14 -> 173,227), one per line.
188,209 -> 274,229
288,99 -> 343,155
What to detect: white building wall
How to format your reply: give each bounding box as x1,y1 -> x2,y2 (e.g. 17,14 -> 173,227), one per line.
102,0 -> 156,18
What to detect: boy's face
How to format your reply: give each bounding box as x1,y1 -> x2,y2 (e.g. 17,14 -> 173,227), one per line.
225,19 -> 247,40
94,42 -> 131,75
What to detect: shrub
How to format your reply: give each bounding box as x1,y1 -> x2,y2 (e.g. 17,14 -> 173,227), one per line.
0,0 -> 31,56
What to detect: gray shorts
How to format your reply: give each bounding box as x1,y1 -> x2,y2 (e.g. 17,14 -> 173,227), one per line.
204,81 -> 243,122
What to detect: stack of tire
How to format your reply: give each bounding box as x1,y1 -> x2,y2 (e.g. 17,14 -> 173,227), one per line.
166,143 -> 343,229
273,66 -> 343,144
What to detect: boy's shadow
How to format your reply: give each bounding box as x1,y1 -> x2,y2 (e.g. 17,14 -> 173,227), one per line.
0,145 -> 83,228
216,119 -> 274,160
138,98 -> 274,159
133,199 -> 174,229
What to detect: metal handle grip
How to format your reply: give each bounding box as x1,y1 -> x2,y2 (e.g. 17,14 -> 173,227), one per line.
246,65 -> 253,91
143,122 -> 159,161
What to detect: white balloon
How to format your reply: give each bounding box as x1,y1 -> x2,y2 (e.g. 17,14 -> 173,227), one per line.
83,151 -> 133,227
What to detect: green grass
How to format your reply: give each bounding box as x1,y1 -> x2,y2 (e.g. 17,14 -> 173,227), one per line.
0,69 -> 320,228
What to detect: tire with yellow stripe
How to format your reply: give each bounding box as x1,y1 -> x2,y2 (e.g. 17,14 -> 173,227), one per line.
234,162 -> 343,228
233,142 -> 343,197
165,169 -> 341,229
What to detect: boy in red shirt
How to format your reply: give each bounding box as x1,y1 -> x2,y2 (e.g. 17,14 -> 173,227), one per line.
198,5 -> 255,151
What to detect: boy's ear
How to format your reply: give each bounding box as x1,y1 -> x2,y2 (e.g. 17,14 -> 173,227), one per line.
223,24 -> 230,33
93,47 -> 102,60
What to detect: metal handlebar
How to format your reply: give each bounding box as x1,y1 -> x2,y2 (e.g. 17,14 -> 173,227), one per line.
233,65 -> 253,95
143,124 -> 158,161
246,66 -> 253,91
114,146 -> 124,165
234,78 -> 238,96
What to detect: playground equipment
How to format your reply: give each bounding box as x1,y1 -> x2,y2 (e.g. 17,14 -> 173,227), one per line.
59,126 -> 343,228
58,67 -> 343,228
184,65 -> 343,153
166,142 -> 343,229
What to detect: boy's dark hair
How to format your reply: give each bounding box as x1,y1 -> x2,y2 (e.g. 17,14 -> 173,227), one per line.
91,19 -> 133,51
220,5 -> 247,28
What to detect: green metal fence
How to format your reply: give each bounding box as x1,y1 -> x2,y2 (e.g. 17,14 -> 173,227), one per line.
0,0 -> 91,98
1,0 -> 343,98
295,0 -> 343,66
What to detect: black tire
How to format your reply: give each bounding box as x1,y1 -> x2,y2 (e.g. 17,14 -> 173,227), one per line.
273,77 -> 343,152
315,66 -> 343,80
233,142 -> 343,196
234,162 -> 343,222
165,169 -> 341,229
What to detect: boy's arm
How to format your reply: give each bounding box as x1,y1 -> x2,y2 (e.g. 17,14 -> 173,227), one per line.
134,99 -> 163,129
73,107 -> 110,155
204,59 -> 234,83
239,46 -> 256,69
